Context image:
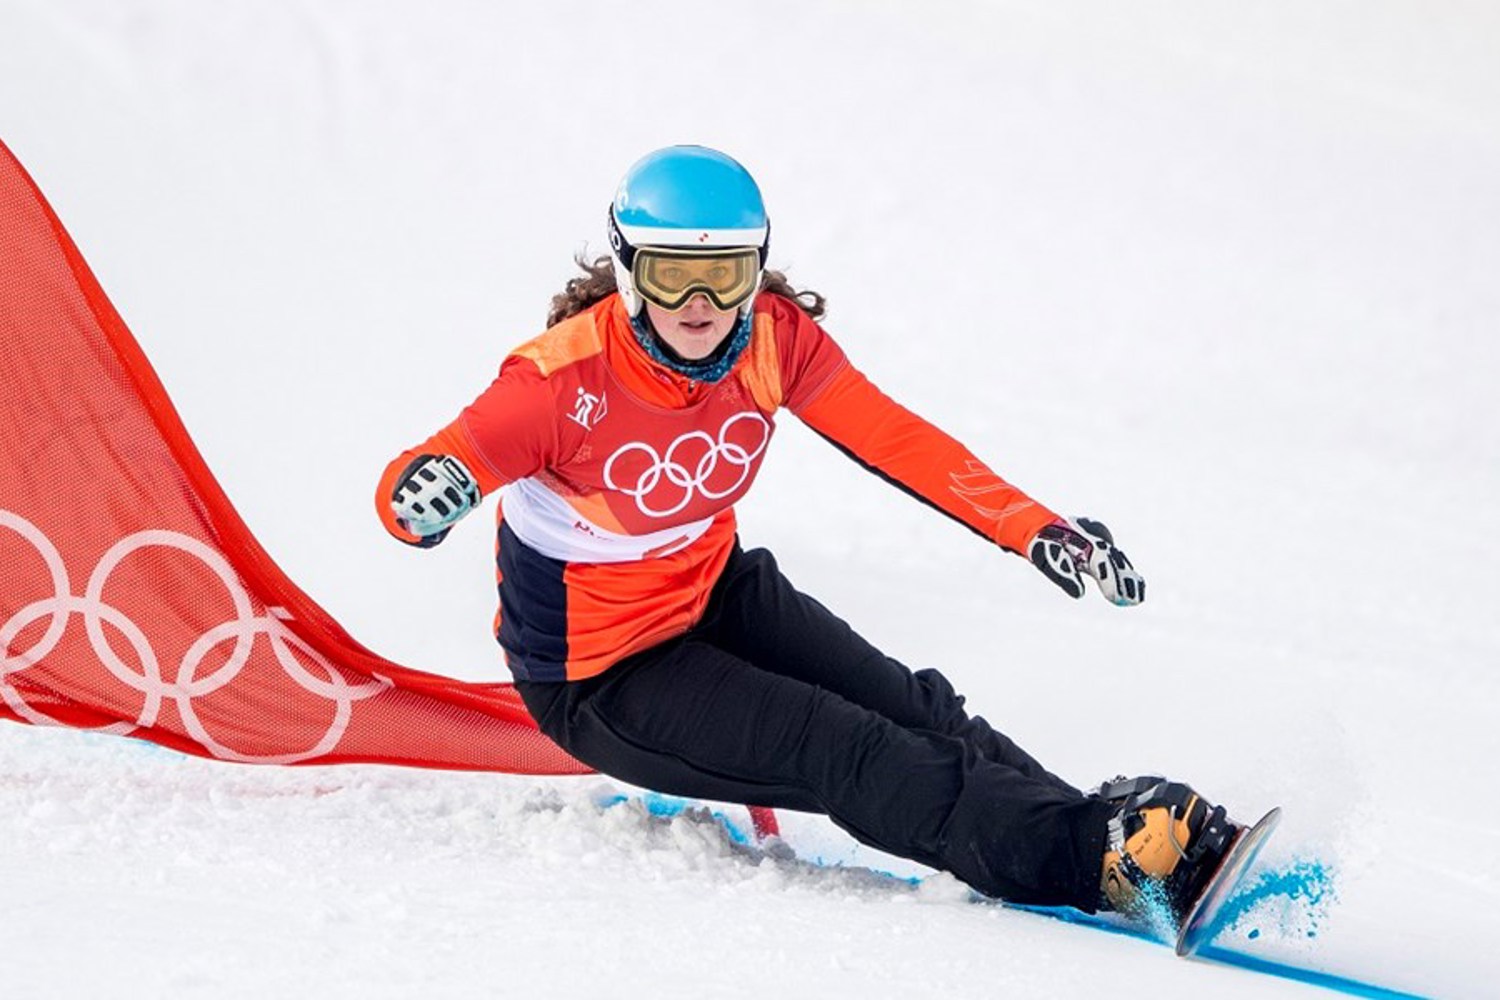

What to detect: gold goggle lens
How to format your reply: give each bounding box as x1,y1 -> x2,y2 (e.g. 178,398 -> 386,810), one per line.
633,248 -> 760,312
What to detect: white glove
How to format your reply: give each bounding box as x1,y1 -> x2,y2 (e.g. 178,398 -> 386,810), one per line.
1028,517 -> 1145,606
390,454 -> 481,545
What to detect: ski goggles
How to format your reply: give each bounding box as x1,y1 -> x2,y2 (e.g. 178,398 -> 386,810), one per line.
631,247 -> 761,313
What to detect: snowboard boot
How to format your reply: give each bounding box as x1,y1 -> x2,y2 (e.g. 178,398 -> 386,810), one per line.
1096,776 -> 1239,924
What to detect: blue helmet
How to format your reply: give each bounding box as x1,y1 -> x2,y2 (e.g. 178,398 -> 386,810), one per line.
607,145 -> 770,318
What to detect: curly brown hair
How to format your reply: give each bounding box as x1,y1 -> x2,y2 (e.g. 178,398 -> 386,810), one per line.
546,254 -> 827,328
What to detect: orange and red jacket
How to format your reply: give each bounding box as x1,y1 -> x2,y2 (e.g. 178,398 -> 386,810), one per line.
377,293 -> 1059,682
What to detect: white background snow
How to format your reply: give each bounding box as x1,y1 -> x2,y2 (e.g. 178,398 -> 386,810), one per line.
2,1 -> 1498,997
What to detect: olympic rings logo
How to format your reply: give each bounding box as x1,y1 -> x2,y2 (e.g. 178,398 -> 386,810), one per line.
602,411 -> 771,519
0,510 -> 388,763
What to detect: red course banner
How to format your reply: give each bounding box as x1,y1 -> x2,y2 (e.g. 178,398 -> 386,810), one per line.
0,138 -> 593,775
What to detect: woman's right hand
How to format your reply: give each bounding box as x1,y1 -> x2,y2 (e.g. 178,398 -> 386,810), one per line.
390,453 -> 482,547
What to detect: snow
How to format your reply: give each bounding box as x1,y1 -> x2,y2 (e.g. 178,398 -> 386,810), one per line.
2,1 -> 1498,997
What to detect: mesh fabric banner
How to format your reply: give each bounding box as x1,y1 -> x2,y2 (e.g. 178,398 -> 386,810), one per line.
0,138 -> 589,775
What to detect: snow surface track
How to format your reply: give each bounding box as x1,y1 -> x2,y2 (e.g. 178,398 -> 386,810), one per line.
3,1 -> 1498,997
0,729 -> 1387,1000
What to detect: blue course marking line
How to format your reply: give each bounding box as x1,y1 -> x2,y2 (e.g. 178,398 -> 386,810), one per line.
1015,906 -> 1422,999
1195,946 -> 1427,1000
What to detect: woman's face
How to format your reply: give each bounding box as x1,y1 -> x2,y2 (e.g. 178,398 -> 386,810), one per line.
644,294 -> 738,361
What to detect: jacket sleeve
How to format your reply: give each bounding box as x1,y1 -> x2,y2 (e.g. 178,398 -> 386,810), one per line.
776,301 -> 1058,554
375,356 -> 559,545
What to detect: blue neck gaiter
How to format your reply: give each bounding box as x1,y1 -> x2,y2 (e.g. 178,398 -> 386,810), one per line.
629,311 -> 753,385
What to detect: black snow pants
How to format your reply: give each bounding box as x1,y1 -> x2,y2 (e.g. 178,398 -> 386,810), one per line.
514,543 -> 1112,911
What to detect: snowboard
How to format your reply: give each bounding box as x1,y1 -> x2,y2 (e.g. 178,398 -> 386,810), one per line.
1174,806 -> 1283,957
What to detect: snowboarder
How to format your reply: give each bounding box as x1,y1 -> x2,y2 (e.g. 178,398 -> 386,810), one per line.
376,145 -> 1242,927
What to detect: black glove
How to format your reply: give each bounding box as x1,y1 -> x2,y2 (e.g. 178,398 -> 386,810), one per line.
1028,517 -> 1145,606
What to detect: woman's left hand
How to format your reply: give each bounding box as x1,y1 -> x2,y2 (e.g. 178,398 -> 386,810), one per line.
1027,517 -> 1145,606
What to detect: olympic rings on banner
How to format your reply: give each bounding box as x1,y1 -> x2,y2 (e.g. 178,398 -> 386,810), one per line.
0,510 -> 388,763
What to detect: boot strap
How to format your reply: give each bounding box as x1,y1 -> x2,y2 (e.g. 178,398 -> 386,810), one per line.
1098,775 -> 1165,801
